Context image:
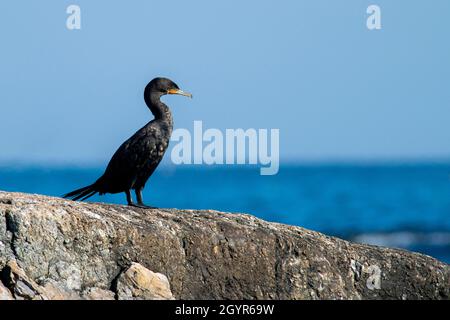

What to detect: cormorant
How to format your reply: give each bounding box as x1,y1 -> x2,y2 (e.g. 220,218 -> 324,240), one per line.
63,77 -> 192,208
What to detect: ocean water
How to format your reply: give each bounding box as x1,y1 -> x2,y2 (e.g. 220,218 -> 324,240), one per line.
0,164 -> 449,263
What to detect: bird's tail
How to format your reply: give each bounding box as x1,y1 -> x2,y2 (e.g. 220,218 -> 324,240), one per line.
63,183 -> 98,201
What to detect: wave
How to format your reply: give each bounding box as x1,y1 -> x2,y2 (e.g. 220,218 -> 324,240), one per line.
350,231 -> 450,249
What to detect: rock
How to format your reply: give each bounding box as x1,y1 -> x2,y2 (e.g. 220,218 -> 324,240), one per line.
81,287 -> 115,300
1,260 -> 45,300
0,281 -> 13,300
0,190 -> 449,300
116,262 -> 174,300
39,279 -> 80,300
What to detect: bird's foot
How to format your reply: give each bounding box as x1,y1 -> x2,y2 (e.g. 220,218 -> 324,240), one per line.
128,203 -> 156,209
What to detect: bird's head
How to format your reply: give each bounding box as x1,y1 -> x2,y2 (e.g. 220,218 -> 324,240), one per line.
145,77 -> 192,99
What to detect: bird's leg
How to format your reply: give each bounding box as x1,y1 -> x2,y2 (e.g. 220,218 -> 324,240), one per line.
134,188 -> 156,209
125,190 -> 134,206
126,189 -> 152,209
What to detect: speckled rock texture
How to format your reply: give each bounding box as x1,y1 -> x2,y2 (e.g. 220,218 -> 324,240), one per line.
0,191 -> 448,300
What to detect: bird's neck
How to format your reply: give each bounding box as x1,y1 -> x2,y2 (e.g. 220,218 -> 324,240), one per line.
146,94 -> 173,122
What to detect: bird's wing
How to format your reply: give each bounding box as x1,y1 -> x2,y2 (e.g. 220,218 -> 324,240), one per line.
97,122 -> 163,192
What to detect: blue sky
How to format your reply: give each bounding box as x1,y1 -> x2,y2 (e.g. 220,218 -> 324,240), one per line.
0,0 -> 449,165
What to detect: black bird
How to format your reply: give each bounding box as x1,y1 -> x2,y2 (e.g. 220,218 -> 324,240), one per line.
64,77 -> 192,208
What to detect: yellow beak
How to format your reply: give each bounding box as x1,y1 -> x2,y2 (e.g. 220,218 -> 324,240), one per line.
167,88 -> 193,98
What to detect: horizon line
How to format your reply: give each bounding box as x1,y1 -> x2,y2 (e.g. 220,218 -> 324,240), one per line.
1,157 -> 450,170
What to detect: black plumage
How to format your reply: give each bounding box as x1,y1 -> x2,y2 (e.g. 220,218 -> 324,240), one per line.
64,77 -> 192,208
